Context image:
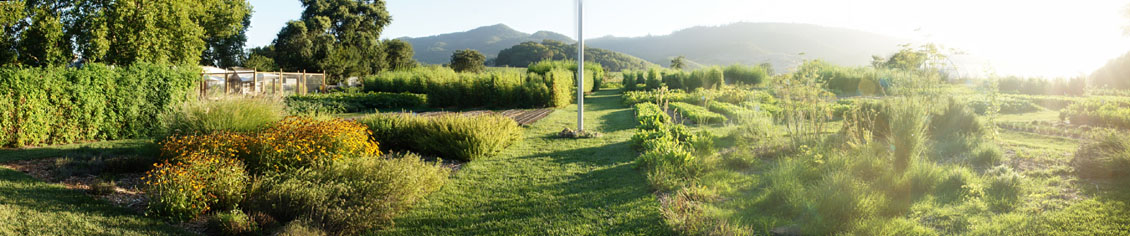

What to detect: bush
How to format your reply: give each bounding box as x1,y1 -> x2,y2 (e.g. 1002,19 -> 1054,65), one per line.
250,154 -> 449,234
285,92 -> 427,113
645,68 -> 663,90
363,66 -> 573,108
723,64 -> 768,86
0,63 -> 197,147
984,167 -> 1025,212
143,153 -> 249,222
622,70 -> 638,90
357,113 -> 522,161
1061,98 -> 1130,129
250,117 -> 381,173
206,209 -> 258,236
1072,131 -> 1130,179
669,102 -> 727,124
634,102 -> 670,130
161,98 -> 286,137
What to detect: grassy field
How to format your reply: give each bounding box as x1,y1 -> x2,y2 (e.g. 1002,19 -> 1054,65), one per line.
375,90 -> 670,235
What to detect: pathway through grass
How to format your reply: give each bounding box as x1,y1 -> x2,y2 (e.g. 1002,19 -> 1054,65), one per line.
376,90 -> 670,235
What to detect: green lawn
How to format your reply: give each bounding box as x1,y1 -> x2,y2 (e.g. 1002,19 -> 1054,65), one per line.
374,90 -> 671,235
0,139 -> 157,163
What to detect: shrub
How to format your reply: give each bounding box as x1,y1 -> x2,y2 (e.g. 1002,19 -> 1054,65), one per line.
634,102 -> 670,130
143,153 -> 249,222
669,102 -> 727,124
622,70 -> 638,90
723,64 -> 767,86
161,98 -> 286,137
984,167 -> 1025,212
206,209 -> 258,236
0,63 -> 196,147
645,68 -> 663,90
1061,98 -> 1130,129
250,154 -> 449,234
930,98 -> 984,139
250,117 -> 381,173
1072,131 -> 1130,179
357,113 -> 522,161
362,66 -> 573,108
275,220 -> 327,236
526,60 -> 604,94
285,92 -> 427,113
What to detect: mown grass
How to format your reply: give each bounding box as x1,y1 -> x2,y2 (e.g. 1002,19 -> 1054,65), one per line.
0,139 -> 157,163
0,168 -> 187,235
373,90 -> 670,235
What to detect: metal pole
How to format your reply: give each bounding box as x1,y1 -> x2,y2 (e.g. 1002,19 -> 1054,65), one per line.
576,0 -> 584,131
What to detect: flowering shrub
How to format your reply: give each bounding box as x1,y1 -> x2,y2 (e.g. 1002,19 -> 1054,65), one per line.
160,132 -> 253,160
250,117 -> 381,173
143,153 -> 248,222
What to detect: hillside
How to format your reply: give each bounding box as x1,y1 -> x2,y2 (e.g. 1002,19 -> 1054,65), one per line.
400,24 -> 575,65
587,22 -> 904,72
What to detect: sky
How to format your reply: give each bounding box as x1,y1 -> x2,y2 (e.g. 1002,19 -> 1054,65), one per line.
245,0 -> 1130,77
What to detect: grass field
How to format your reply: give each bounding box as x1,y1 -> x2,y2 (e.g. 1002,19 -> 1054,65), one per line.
374,90 -> 671,235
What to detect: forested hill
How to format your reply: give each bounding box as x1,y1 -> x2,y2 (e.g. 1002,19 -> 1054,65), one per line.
586,22 -> 904,72
399,24 -> 575,65
494,40 -> 658,71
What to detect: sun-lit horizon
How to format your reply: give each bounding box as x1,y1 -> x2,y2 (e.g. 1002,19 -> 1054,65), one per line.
245,0 -> 1130,77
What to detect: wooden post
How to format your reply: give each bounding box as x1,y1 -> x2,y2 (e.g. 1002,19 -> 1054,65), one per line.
321,71 -> 326,92
224,71 -> 230,94
276,70 -> 282,96
301,70 -> 307,95
253,71 -> 259,95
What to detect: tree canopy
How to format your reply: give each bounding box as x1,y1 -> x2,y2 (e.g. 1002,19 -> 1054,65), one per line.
271,0 -> 392,80
451,49 -> 485,73
493,39 -> 657,71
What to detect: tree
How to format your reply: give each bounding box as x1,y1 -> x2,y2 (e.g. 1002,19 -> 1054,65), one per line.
271,0 -> 391,81
17,6 -> 69,67
450,49 -> 485,73
758,62 -> 774,75
495,41 -> 554,67
198,0 -> 253,68
0,1 -> 25,64
670,56 -> 685,70
243,46 -> 278,71
383,39 -> 416,71
645,68 -> 662,90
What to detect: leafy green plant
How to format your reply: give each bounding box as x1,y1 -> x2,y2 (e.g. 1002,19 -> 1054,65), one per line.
634,102 -> 670,130
285,92 -> 427,113
206,209 -> 258,236
143,153 -> 249,222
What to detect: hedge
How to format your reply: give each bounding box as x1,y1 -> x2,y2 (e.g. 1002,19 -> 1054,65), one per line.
526,60 -> 603,93
356,113 -> 523,161
0,63 -> 198,147
362,66 -> 574,108
286,92 -> 427,113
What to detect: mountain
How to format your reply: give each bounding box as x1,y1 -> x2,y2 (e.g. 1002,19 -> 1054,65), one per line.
586,22 -> 904,73
494,40 -> 658,71
400,24 -> 575,65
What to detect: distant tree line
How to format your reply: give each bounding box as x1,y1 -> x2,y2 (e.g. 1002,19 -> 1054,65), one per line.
0,0 -> 251,67
1092,51 -> 1130,90
493,39 -> 655,72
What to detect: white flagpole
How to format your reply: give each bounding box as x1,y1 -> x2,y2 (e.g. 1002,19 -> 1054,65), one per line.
576,0 -> 584,131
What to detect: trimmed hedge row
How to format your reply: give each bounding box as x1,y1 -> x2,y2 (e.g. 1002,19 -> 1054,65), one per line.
362,66 -> 574,108
0,63 -> 198,147
286,92 -> 427,113
357,113 -> 523,161
669,102 -> 727,124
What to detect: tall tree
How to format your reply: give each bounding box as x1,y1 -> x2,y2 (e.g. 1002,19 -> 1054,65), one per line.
383,39 -> 415,70
198,0 -> 253,68
0,1 -> 26,64
272,0 -> 391,81
495,41 -> 553,67
17,6 -> 69,66
450,49 -> 484,73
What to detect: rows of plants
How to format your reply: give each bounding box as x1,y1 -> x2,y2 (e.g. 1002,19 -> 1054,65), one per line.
285,91 -> 427,113
668,102 -> 727,125
363,61 -> 601,109
1060,98 -> 1130,129
357,113 -> 523,161
621,87 -> 777,107
0,63 -> 198,147
630,102 -> 714,192
621,67 -> 725,91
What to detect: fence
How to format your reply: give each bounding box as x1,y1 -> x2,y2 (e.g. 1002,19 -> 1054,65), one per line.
200,69 -> 327,98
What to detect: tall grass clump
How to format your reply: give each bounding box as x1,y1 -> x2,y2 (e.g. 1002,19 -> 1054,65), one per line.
362,66 -> 571,108
723,64 -> 768,86
161,98 -> 286,137
357,113 -> 523,161
1072,131 -> 1130,179
887,99 -> 929,172
249,153 -> 449,235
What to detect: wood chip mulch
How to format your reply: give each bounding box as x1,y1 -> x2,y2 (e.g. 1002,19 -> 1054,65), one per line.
1,158 -> 149,214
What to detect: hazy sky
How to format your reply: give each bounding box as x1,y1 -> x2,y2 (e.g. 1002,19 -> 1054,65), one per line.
246,0 -> 1130,77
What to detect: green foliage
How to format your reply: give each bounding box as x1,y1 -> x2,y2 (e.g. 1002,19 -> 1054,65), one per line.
285,92 -> 426,113
526,59 -> 604,93
16,6 -> 68,67
270,0 -> 390,81
0,63 -> 197,147
450,49 -> 486,73
984,167 -> 1025,212
1091,50 -> 1130,89
206,209 -> 258,236
1072,131 -> 1130,179
161,98 -> 286,137
144,154 -> 249,222
357,113 -> 523,161
634,102 -> 671,130
722,64 -> 768,86
383,39 -> 417,71
250,154 -> 449,234
670,56 -> 686,70
243,46 -> 279,71
362,66 -> 571,108
669,102 -> 727,124
622,70 -> 638,90
645,68 -> 662,90
198,0 -> 253,68
997,76 -> 1086,96
707,101 -> 756,123
1061,98 -> 1130,129
494,39 -> 656,72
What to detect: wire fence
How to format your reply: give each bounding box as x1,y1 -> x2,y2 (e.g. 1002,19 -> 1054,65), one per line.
200,70 -> 328,98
